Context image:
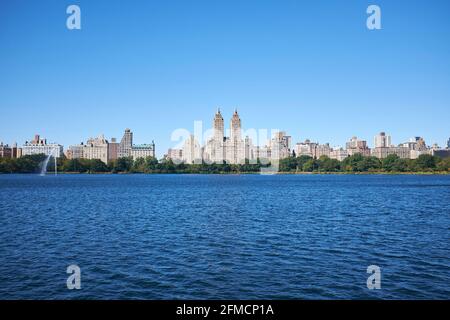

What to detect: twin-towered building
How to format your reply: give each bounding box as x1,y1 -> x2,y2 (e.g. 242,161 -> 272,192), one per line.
169,109 -> 292,164
2,114 -> 450,162
203,109 -> 246,164
167,110 -> 450,164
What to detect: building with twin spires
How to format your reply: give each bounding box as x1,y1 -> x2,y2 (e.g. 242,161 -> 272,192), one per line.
202,109 -> 246,164
175,109 -> 292,164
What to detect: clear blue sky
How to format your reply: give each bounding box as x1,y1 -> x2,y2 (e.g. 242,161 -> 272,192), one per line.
1,0 -> 449,157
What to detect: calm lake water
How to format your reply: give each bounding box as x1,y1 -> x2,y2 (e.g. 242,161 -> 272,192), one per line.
0,174 -> 449,299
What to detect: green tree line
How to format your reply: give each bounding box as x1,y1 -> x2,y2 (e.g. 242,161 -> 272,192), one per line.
279,153 -> 450,173
0,153 -> 449,174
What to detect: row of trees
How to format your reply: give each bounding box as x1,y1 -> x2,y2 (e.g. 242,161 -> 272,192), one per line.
0,153 -> 449,174
0,154 -> 48,173
279,154 -> 450,173
58,157 -> 267,174
0,155 -> 267,174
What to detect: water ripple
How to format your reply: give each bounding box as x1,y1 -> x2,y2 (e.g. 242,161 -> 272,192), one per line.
0,174 -> 449,299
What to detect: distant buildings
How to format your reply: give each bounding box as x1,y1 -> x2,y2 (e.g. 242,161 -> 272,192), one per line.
315,143 -> 332,158
371,132 -> 410,159
22,135 -> 63,158
172,109 -> 292,164
83,135 -> 109,164
68,129 -> 155,164
372,145 -> 410,159
295,140 -> 316,158
289,132 -> 448,161
182,134 -> 201,164
0,142 -> 21,159
270,131 -> 291,161
167,148 -> 183,162
131,143 -> 156,161
118,129 -> 133,158
165,111 -> 449,164
108,138 -> 119,161
202,109 -> 248,164
117,128 -> 155,160
65,145 -> 83,160
346,136 -> 370,157
0,142 -> 12,158
330,148 -> 348,161
374,132 -> 391,148
4,113 -> 449,163
68,135 -> 108,163
431,149 -> 450,158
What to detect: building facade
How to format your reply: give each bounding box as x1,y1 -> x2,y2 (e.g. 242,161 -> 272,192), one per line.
116,129 -> 155,160
68,135 -> 109,164
315,143 -> 332,158
270,131 -> 291,161
0,143 -> 12,158
346,136 -> 371,156
371,146 -> 410,159
131,142 -> 156,160
22,135 -> 63,158
295,140 -> 316,158
374,132 -> 391,148
118,129 -> 133,158
65,145 -> 83,160
203,109 -> 247,164
330,148 -> 348,161
83,135 -> 109,164
183,135 -> 202,164
167,148 -> 183,163
108,138 -> 119,161
168,110 -> 291,164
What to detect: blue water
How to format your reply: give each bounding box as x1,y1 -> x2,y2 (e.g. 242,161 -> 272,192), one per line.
0,174 -> 449,299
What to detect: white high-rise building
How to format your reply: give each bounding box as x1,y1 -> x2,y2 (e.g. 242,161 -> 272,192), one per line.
244,136 -> 256,162
167,109 -> 289,165
224,109 -> 245,164
374,132 -> 391,148
22,134 -> 63,158
205,109 -> 225,163
270,131 -> 291,160
182,134 -> 201,164
204,109 -> 246,164
372,132 -> 412,159
83,135 -> 109,164
68,134 -> 109,164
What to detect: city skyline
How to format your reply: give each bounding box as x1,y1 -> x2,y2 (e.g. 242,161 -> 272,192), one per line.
1,108 -> 449,164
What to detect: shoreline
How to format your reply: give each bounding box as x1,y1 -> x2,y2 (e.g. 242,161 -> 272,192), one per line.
1,171 -> 449,175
